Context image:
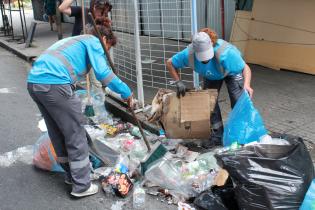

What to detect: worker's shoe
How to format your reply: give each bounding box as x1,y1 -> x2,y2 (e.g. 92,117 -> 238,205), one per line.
65,177 -> 72,185
70,183 -> 99,198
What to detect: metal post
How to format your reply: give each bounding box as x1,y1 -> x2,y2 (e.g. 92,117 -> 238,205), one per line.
191,0 -> 200,89
133,0 -> 144,108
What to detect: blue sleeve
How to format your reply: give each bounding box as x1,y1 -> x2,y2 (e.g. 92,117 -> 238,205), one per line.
221,46 -> 245,75
171,48 -> 189,69
107,77 -> 132,99
86,38 -> 132,99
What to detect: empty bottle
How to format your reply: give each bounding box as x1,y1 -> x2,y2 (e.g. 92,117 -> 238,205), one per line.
133,185 -> 146,209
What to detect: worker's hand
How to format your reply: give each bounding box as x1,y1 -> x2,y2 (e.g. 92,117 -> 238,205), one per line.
244,85 -> 254,98
125,94 -> 134,109
175,80 -> 186,98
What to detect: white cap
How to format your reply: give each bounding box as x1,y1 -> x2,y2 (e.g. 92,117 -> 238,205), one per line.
190,32 -> 214,62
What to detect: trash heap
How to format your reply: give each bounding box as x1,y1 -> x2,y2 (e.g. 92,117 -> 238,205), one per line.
31,88 -> 315,210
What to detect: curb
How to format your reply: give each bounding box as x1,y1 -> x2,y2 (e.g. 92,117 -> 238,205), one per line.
0,39 -> 33,62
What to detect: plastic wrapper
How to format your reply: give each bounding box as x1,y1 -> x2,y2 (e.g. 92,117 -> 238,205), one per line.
223,91 -> 267,146
33,132 -> 64,172
300,179 -> 315,210
145,156 -> 192,198
84,125 -> 106,141
259,134 -> 290,145
0,145 -> 34,167
100,171 -> 133,197
215,134 -> 314,210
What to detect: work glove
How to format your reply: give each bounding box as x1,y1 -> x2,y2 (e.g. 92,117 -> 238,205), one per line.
175,80 -> 186,98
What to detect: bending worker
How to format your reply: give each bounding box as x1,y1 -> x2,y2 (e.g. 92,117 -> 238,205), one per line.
166,28 -> 253,148
27,25 -> 133,197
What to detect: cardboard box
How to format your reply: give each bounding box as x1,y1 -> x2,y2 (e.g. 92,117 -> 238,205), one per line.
161,89 -> 217,139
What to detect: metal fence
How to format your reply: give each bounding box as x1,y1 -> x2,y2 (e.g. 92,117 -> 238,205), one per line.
79,0 -> 236,105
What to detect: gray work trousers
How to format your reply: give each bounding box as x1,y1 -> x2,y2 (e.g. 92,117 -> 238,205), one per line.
27,83 -> 90,193
203,73 -> 244,143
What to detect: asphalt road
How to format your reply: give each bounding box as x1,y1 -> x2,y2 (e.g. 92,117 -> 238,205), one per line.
0,48 -> 176,210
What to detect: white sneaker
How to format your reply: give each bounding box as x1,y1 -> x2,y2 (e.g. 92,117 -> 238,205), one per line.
71,183 -> 99,198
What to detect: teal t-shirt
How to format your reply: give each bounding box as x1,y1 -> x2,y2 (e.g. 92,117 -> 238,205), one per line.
171,39 -> 246,80
27,35 -> 131,99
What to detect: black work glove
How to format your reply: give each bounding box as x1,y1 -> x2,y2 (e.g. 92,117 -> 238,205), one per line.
175,80 -> 186,98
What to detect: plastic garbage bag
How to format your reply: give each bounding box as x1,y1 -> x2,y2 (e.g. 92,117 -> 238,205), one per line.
194,189 -> 227,210
300,179 -> 315,210
212,178 -> 239,210
33,132 -> 64,172
216,134 -> 314,210
223,91 -> 267,146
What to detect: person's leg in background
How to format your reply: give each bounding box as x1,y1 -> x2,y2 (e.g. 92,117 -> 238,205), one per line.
203,78 -> 224,148
224,73 -> 244,109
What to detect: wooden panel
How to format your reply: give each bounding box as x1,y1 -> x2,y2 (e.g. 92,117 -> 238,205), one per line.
244,0 -> 315,74
246,40 -> 315,74
230,11 -> 252,55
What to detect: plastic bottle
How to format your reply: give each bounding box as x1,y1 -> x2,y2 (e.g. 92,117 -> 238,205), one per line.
133,185 -> 146,209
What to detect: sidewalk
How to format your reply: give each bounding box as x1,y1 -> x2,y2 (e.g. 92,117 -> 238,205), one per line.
0,9 -> 73,61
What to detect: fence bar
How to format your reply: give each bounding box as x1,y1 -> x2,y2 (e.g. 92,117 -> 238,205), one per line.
133,0 -> 145,107
191,0 -> 200,89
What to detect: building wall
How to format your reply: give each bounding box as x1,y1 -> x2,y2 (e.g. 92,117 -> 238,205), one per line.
231,0 -> 315,75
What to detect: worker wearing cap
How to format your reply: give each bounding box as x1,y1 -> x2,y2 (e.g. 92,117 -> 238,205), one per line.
27,25 -> 133,197
166,28 -> 253,148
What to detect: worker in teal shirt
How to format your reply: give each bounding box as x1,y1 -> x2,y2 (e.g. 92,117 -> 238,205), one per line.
27,24 -> 133,197
167,28 -> 253,148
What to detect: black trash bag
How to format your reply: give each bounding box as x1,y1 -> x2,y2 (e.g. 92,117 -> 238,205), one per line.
194,189 -> 227,210
215,135 -> 314,210
212,177 -> 239,210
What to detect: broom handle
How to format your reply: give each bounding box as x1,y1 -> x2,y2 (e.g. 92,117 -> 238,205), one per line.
81,0 -> 92,103
88,12 -> 117,74
130,108 -> 151,152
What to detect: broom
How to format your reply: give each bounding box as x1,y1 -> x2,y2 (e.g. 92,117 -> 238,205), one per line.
88,13 -> 167,174
82,1 -> 95,117
84,73 -> 95,117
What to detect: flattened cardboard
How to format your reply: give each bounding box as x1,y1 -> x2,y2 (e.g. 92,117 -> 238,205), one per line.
161,90 -> 217,139
180,91 -> 211,123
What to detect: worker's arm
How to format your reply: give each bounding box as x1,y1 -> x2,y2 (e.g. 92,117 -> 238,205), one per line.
58,0 -> 73,15
166,58 -> 180,81
86,38 -> 132,100
242,64 -> 254,98
166,49 -> 190,97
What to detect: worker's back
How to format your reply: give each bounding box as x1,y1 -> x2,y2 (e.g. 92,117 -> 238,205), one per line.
27,35 -> 106,85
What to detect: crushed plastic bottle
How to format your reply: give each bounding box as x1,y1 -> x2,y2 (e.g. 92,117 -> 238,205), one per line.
133,185 -> 146,209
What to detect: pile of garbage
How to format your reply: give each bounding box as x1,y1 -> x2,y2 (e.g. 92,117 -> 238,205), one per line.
30,88 -> 314,210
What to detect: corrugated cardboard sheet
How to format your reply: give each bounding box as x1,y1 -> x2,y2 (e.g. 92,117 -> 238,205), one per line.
161,90 -> 217,139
